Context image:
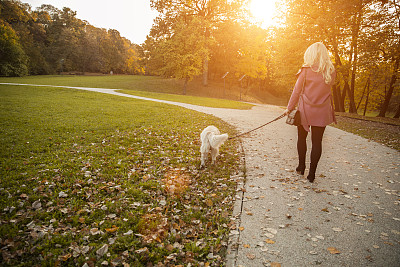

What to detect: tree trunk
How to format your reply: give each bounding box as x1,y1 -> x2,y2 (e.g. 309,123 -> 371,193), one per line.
378,57 -> 399,117
202,55 -> 208,86
183,77 -> 188,95
347,4 -> 363,114
331,39 -> 347,112
363,78 -> 371,116
344,80 -> 353,112
394,103 -> 400,118
332,84 -> 340,111
202,26 -> 210,87
357,76 -> 369,110
348,73 -> 357,113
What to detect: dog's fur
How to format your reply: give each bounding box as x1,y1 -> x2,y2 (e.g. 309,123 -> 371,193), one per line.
200,126 -> 228,167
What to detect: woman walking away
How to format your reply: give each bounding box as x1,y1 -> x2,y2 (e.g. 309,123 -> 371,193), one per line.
286,42 -> 336,183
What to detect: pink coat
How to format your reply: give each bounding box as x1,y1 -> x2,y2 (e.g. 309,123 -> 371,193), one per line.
287,66 -> 336,132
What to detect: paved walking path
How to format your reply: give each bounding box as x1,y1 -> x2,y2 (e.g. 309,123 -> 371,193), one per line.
3,83 -> 400,266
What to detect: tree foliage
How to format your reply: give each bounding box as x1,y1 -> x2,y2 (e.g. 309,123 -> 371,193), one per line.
148,0 -> 248,86
0,0 -> 143,76
271,0 -> 399,116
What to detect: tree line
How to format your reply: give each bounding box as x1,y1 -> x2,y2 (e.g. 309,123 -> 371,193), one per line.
0,0 -> 144,76
1,0 -> 399,117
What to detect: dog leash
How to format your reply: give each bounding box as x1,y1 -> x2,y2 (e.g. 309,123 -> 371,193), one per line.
228,113 -> 287,140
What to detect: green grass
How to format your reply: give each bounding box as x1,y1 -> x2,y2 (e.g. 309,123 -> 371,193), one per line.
117,89 -> 253,109
0,75 -> 254,110
0,84 -> 243,266
336,112 -> 400,126
333,114 -> 400,151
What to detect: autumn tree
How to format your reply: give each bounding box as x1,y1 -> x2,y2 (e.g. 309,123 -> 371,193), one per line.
0,0 -> 143,76
145,17 -> 209,94
0,21 -> 28,76
373,0 -> 400,117
149,0 -> 247,86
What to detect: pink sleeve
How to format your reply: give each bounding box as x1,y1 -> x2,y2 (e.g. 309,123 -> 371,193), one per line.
287,69 -> 305,111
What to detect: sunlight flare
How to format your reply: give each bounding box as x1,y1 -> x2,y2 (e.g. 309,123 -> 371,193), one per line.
249,0 -> 280,28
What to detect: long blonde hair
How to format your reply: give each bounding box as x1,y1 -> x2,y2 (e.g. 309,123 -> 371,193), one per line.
303,42 -> 335,84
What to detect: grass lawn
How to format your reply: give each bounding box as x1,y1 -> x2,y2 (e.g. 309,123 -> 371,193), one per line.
0,84 -> 243,266
0,75 -> 254,110
333,113 -> 400,151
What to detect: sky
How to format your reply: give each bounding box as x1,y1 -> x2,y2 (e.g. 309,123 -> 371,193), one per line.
23,0 -> 158,44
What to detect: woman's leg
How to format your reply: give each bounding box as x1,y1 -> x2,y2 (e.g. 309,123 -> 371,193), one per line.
297,126 -> 308,174
308,126 -> 326,182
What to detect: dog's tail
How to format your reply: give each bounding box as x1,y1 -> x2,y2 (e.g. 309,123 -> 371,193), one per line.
209,133 -> 228,148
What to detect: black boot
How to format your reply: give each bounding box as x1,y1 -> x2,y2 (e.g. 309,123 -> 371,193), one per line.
307,171 -> 315,183
296,165 -> 305,175
307,164 -> 317,183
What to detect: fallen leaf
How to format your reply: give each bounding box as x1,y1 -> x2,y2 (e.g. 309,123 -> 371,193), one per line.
230,230 -> 239,235
59,253 -> 71,261
246,253 -> 256,260
105,225 -> 119,233
32,200 -> 41,209
266,228 -> 277,235
327,247 -> 340,254
135,247 -> 149,254
90,228 -> 101,235
243,244 -> 250,248
239,226 -> 244,231
96,244 -> 108,258
58,191 -> 68,198
123,230 -> 133,236
271,263 -> 281,267
265,239 -> 275,244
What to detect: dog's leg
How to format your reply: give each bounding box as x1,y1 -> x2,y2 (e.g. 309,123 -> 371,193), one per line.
211,147 -> 218,164
200,142 -> 209,167
200,152 -> 207,167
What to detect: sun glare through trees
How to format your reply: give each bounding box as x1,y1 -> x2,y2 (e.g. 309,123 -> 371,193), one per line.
249,0 -> 281,28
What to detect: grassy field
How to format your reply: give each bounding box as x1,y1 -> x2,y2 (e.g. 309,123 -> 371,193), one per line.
0,84 -> 244,266
334,113 -> 400,151
0,75 -> 254,110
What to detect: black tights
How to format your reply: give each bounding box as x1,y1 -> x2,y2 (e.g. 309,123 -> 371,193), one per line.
297,126 -> 326,174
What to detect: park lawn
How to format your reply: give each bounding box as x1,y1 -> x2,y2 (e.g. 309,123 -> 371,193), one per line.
0,84 -> 243,266
117,89 -> 254,109
0,75 -> 254,110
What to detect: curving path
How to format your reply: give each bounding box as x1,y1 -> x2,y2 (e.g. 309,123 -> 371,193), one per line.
2,83 -> 400,266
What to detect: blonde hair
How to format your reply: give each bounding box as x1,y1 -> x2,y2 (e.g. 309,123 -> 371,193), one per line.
303,42 -> 335,84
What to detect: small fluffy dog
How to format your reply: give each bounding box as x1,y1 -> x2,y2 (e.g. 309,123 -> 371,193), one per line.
200,126 -> 228,167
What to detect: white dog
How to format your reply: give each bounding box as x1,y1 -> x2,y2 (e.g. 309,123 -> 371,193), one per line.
200,126 -> 229,167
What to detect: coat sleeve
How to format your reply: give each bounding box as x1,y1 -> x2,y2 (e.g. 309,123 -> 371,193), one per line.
287,69 -> 305,111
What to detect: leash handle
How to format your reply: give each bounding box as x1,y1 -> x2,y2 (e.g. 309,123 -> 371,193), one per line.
228,113 -> 287,140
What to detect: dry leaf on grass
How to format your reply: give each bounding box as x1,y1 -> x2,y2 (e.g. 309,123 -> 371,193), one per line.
105,225 -> 119,233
